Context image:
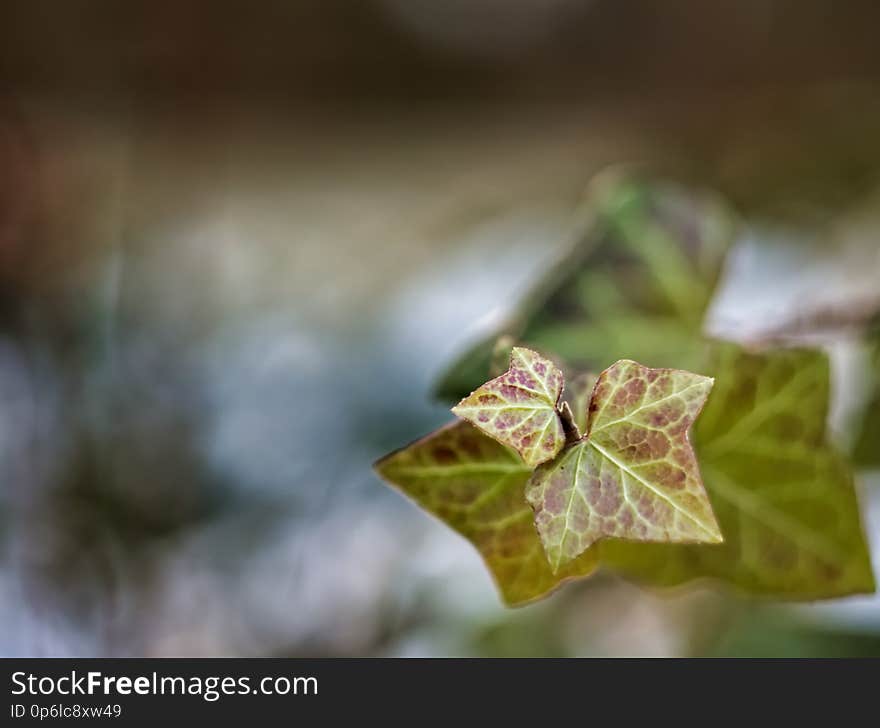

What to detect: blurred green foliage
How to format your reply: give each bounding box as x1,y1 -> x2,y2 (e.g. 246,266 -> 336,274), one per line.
435,173 -> 733,401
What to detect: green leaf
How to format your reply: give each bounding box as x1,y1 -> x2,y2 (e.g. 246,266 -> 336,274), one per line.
602,344 -> 876,598
435,174 -> 735,401
526,360 -> 721,572
374,421 -> 599,606
452,347 -> 566,467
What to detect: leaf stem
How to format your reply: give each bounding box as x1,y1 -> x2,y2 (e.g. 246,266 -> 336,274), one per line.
558,401 -> 581,444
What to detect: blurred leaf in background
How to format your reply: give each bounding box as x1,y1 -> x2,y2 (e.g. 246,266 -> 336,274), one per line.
435,172 -> 735,402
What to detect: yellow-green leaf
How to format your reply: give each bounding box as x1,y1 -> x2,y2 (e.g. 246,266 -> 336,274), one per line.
452,347 -> 565,467
526,360 -> 721,571
374,421 -> 599,605
602,344 -> 876,599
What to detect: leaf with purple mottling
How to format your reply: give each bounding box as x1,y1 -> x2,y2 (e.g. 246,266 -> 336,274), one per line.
452,347 -> 566,467
526,360 -> 721,572
374,421 -> 599,605
602,344 -> 875,599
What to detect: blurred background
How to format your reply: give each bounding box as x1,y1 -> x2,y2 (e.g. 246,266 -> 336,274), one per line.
1,0 -> 880,656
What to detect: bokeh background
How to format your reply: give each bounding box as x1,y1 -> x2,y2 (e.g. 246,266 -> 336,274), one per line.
2,0 -> 880,656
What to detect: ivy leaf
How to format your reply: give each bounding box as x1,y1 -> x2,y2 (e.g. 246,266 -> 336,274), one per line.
526,360 -> 722,572
435,173 -> 734,401
483,338 -> 597,438
374,421 -> 599,606
452,347 -> 566,467
602,344 -> 876,598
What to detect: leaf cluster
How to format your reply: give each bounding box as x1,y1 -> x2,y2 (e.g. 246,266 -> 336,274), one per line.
376,172 -> 875,605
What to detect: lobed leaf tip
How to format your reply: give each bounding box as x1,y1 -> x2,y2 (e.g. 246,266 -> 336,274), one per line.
449,346 -> 566,468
